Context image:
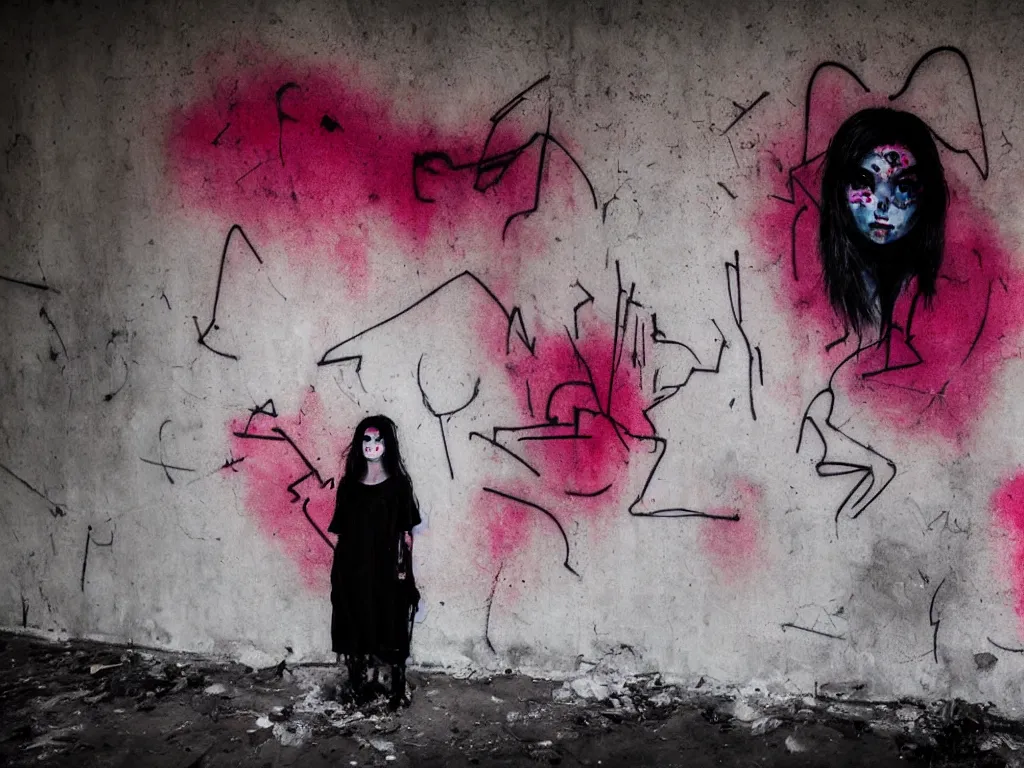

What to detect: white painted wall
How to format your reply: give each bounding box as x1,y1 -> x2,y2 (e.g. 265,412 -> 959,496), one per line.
3,0 -> 1024,708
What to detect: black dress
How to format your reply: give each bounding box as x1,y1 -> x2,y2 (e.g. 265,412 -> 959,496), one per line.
328,476 -> 421,664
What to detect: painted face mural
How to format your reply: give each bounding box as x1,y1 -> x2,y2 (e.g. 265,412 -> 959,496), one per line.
846,144 -> 920,245
362,427 -> 385,462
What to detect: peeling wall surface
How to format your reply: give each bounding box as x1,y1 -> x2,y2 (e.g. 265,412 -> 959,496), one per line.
4,0 -> 1024,708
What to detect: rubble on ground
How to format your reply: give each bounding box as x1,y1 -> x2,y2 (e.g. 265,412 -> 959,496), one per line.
3,631 -> 1024,767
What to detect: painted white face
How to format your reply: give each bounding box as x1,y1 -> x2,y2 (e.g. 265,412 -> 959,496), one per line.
362,427 -> 385,462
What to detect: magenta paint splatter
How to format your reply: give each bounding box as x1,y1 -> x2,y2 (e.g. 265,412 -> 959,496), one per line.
478,486 -> 536,564
227,391 -> 343,589
472,310 -> 654,566
166,48 -> 585,291
500,318 -> 651,495
699,479 -> 763,583
992,472 -> 1024,629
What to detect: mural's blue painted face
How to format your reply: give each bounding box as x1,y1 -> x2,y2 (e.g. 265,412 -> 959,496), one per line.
845,144 -> 921,245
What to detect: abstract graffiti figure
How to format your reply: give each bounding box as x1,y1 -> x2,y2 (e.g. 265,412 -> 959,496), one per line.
799,108 -> 946,523
759,47 -> 1024,526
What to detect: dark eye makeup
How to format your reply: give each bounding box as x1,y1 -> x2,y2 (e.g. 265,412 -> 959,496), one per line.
895,174 -> 920,195
850,170 -> 875,190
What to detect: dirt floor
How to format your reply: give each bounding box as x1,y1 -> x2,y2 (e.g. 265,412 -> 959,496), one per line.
3,632 -> 1024,767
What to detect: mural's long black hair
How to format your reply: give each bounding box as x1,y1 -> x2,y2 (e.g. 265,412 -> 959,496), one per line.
819,107 -> 948,335
340,414 -> 412,488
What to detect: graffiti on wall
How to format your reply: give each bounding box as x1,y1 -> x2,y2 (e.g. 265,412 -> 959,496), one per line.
162,49 -> 770,617
152,40 -> 1024,661
754,47 -> 1024,527
749,46 -> 1024,660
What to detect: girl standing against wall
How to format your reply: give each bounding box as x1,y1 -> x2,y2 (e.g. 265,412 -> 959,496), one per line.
328,415 -> 421,711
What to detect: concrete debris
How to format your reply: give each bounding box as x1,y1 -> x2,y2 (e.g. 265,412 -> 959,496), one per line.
3,632 -> 1023,767
552,684 -> 574,703
647,691 -> 674,708
272,720 -> 311,747
784,734 -> 807,753
570,677 -> 610,701
751,716 -> 782,736
731,699 -> 762,723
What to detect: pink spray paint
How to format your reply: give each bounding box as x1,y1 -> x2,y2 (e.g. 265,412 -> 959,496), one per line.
750,88 -> 1024,447
700,478 -> 764,583
991,472 -> 1024,631
227,390 -> 344,589
475,308 -> 655,565
166,47 -> 585,292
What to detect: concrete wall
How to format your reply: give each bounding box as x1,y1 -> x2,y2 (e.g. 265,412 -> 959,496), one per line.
4,0 -> 1024,707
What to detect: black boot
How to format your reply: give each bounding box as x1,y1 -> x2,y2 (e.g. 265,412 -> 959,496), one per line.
345,654 -> 369,705
387,663 -> 409,711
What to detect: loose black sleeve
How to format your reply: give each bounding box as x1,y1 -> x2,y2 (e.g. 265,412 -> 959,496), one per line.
403,479 -> 422,532
327,485 -> 347,534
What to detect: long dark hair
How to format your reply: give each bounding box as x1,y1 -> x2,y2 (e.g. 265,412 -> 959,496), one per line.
819,107 -> 948,335
340,414 -> 411,487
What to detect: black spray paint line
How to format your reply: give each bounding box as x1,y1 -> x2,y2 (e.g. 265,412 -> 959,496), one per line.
571,281 -> 595,340
726,250 -> 759,421
412,74 -> 598,240
139,458 -> 196,476
929,577 -> 947,664
193,224 -> 265,361
650,312 -> 701,365
468,432 -> 541,477
21,595 -> 28,627
988,637 -> 1024,654
0,274 -> 53,292
790,205 -> 808,280
237,399 -> 279,436
780,622 -> 845,641
644,321 -> 727,415
302,498 -> 334,550
484,563 -> 504,655
221,455 -> 246,471
889,47 -> 989,180
185,454 -> 247,487
796,344 -> 897,527
481,487 -> 579,578
235,160 -> 264,186
275,82 -> 300,166
482,256 -> 747,520
925,510 -> 970,535
717,182 -> 737,200
319,271 -> 536,367
565,483 -> 612,498
416,354 -> 481,480
139,419 -> 196,484
960,279 -> 993,366
230,416 -> 337,551
80,525 -> 114,592
39,307 -> 68,359
721,90 -> 769,135
270,427 -> 337,503
102,357 -> 129,402
211,122 -> 231,146
0,462 -> 67,517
